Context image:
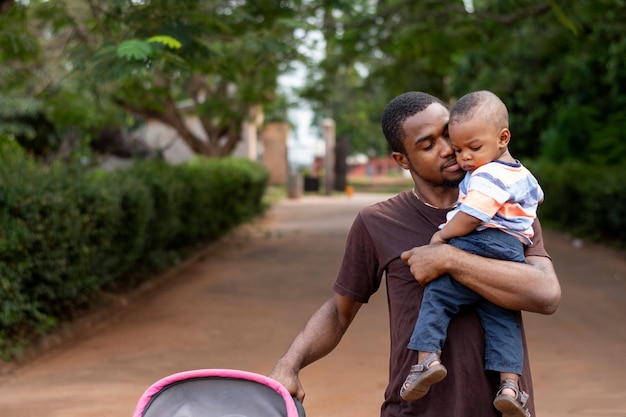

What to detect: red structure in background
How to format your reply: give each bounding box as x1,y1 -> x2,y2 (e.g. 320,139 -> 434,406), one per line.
346,155 -> 402,178
305,155 -> 404,192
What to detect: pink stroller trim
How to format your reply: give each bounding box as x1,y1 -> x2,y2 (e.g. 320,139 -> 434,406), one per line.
133,368 -> 300,417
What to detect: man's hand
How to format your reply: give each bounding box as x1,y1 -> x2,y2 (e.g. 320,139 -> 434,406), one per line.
269,361 -> 306,402
401,244 -> 451,286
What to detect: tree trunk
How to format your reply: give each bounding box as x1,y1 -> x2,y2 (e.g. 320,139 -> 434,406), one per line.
116,97 -> 245,158
0,0 -> 14,14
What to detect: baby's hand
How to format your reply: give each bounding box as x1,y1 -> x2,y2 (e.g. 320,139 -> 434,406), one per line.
430,231 -> 447,245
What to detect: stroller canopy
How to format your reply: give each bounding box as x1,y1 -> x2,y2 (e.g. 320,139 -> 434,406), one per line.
133,369 -> 305,417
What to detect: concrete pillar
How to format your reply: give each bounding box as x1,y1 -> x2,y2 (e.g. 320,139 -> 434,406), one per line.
260,122 -> 290,185
287,169 -> 303,199
322,118 -> 336,196
242,105 -> 264,161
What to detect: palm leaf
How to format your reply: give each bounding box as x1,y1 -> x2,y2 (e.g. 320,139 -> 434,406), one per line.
147,35 -> 182,50
116,40 -> 153,61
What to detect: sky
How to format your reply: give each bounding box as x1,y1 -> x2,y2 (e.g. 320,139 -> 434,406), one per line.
277,28 -> 326,170
278,63 -> 322,169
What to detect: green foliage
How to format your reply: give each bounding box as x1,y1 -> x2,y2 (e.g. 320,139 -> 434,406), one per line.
0,0 -> 304,158
0,144 -> 268,360
0,3 -> 39,61
147,35 -> 182,50
527,160 -> 626,246
2,0 -> 625,163
2,0 -> 626,246
116,39 -> 154,61
0,97 -> 43,139
84,1 -> 302,156
295,0 -> 626,167
445,0 -> 626,165
115,35 -> 182,61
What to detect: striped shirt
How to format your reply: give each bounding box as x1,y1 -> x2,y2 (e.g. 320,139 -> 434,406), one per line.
444,160 -> 544,245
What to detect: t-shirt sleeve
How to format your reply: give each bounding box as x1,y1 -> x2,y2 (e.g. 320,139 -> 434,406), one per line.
524,218 -> 550,259
332,212 -> 384,304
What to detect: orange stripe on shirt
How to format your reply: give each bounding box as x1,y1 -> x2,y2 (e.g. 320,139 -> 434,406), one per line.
461,189 -> 502,218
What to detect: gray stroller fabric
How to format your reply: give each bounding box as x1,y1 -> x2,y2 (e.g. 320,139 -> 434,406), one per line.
142,377 -> 295,417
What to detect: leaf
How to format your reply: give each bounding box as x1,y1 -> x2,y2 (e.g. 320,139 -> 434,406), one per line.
116,40 -> 153,61
160,50 -> 190,69
548,0 -> 581,36
147,35 -> 182,50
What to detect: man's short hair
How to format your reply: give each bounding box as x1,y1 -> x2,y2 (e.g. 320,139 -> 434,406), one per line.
381,92 -> 446,153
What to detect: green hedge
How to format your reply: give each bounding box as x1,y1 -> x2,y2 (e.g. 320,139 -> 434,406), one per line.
0,143 -> 268,359
527,160 -> 626,245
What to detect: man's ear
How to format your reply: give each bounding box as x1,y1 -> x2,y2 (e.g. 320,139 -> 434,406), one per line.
498,128 -> 511,147
391,151 -> 410,170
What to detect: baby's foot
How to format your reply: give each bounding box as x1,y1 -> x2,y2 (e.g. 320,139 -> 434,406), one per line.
493,379 -> 531,417
400,351 -> 447,401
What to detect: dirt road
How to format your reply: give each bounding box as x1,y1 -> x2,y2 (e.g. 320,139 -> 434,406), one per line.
1,193 -> 625,417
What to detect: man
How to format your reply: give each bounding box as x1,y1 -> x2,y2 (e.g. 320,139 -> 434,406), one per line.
269,91 -> 561,416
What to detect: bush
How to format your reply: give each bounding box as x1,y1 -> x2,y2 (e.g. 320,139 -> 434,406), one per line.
528,160 -> 626,245
0,144 -> 268,359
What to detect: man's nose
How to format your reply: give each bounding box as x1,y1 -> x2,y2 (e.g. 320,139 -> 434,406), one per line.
440,139 -> 454,157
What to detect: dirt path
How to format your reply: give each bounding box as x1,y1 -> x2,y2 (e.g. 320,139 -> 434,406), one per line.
1,193 -> 625,417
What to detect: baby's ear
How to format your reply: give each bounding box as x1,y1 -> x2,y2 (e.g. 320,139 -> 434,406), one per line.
498,128 -> 511,146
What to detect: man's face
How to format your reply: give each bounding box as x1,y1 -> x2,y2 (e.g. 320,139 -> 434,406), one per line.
399,103 -> 463,186
448,115 -> 509,172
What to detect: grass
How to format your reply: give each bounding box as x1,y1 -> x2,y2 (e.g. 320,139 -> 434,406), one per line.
263,176 -> 414,202
347,175 -> 413,194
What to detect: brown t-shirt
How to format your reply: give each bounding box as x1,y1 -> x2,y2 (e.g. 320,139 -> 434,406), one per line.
332,190 -> 548,417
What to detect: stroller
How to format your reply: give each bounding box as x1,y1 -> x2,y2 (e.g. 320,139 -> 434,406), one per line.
133,369 -> 306,417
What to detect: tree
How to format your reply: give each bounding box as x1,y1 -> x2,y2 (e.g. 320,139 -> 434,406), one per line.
298,0 -> 501,156
298,0 -> 625,165
0,0 -> 13,13
0,0 -> 304,158
3,0 -> 625,164
447,0 -> 626,163
0,1 -> 63,156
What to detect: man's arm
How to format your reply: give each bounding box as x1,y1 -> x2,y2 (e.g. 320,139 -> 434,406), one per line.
269,293 -> 362,402
400,244 -> 561,314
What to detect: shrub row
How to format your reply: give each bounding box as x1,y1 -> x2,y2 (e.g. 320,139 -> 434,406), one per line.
527,160 -> 626,246
0,143 -> 268,359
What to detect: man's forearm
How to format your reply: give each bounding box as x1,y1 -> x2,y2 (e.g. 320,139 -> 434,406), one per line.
277,298 -> 352,370
445,246 -> 560,313
270,294 -> 361,394
401,244 -> 561,314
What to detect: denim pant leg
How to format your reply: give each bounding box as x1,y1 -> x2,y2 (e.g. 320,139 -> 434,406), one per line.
477,300 -> 524,374
450,228 -> 526,263
452,229 -> 526,374
408,273 -> 481,352
408,229 -> 526,360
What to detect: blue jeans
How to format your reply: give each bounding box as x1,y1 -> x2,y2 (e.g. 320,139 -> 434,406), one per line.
408,228 -> 526,374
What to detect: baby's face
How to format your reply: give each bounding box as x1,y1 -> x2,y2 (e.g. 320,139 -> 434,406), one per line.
448,116 -> 508,172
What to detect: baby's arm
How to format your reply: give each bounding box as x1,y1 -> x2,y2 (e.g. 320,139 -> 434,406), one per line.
430,211 -> 482,244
